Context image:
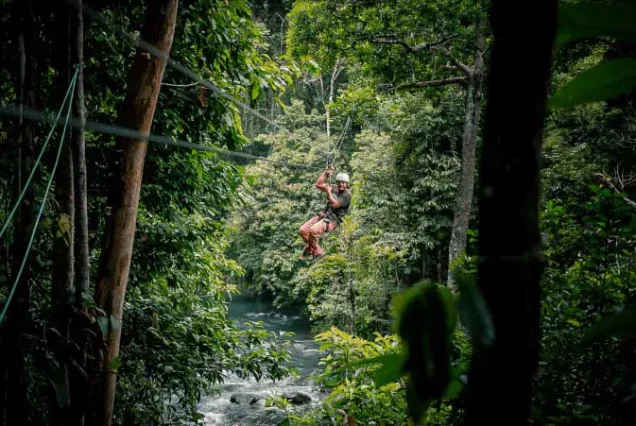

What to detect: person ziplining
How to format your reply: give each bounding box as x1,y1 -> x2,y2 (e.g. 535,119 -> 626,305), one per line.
299,167 -> 351,262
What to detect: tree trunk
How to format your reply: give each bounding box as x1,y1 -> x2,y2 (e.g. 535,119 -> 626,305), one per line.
48,4 -> 76,424
0,1 -> 37,425
66,2 -> 91,424
447,28 -> 485,292
463,1 -> 557,424
324,58 -> 343,139
52,0 -> 75,306
71,0 -> 90,306
93,1 -> 178,424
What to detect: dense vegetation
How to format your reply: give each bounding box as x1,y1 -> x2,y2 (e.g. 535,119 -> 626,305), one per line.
1,0 -> 636,425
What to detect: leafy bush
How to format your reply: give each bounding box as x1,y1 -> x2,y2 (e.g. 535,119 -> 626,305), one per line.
291,310 -> 470,426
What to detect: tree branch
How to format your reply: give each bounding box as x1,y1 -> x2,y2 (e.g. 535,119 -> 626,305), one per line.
371,34 -> 454,53
370,35 -> 473,76
395,76 -> 467,90
596,172 -> 636,210
434,45 -> 473,76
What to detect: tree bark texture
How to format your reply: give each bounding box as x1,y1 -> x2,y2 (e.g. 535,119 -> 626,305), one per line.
52,0 -> 75,306
0,1 -> 37,425
325,58 -> 343,139
447,29 -> 485,292
70,0 -> 90,305
69,2 -> 92,425
93,1 -> 178,425
463,2 -> 557,425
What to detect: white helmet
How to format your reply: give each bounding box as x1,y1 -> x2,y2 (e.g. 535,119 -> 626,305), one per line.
335,172 -> 349,183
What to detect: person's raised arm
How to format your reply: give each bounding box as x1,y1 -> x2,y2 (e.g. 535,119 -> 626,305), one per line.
315,168 -> 332,193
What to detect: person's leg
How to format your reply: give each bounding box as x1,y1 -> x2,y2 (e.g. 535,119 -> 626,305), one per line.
299,215 -> 321,254
308,220 -> 337,256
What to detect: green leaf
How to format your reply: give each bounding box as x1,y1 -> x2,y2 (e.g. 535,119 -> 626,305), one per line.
50,379 -> 70,408
110,315 -> 122,331
392,282 -> 453,423
251,84 -> 259,101
583,307 -> 636,343
352,352 -> 407,387
108,356 -> 122,370
456,272 -> 494,347
442,379 -> 463,400
557,3 -> 636,45
550,59 -> 636,108
97,316 -> 108,336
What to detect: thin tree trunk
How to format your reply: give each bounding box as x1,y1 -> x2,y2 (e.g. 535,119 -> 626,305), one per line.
52,0 -> 75,306
0,1 -> 37,424
68,2 -> 91,424
93,1 -> 178,424
463,1 -> 557,424
447,27 -> 484,292
325,58 -> 343,139
70,0 -> 89,304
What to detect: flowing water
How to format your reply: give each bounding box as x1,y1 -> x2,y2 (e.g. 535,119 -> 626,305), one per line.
198,295 -> 327,425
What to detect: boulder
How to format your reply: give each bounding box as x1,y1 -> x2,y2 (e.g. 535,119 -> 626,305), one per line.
281,391 -> 312,405
264,408 -> 287,425
250,398 -> 267,409
229,393 -> 262,405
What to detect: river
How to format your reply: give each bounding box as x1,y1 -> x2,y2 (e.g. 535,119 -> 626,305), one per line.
198,295 -> 326,425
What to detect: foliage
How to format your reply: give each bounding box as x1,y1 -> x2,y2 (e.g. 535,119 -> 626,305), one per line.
4,0 -> 636,425
551,1 -> 636,108
115,223 -> 293,425
227,88 -> 465,336
289,327 -> 462,426
286,0 -> 484,84
1,1 -> 298,425
536,182 -> 636,424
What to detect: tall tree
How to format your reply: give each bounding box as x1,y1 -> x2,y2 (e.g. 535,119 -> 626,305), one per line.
70,0 -> 89,304
93,1 -> 178,424
463,1 -> 557,424
52,0 -> 75,306
374,20 -> 487,291
445,26 -> 485,291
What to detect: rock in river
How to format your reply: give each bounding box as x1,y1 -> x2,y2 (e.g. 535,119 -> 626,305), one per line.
229,393 -> 263,405
281,391 -> 312,404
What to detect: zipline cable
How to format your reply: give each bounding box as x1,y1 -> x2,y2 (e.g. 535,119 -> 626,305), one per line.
0,68 -> 80,241
76,1 -> 332,156
0,74 -> 77,326
0,103 -> 324,171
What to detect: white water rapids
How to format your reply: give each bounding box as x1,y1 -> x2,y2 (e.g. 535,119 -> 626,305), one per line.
198,296 -> 327,425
